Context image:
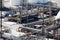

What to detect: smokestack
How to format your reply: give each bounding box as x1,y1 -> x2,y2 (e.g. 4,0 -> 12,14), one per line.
0,0 -> 2,8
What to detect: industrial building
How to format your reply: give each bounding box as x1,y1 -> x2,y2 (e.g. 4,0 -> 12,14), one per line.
0,0 -> 60,40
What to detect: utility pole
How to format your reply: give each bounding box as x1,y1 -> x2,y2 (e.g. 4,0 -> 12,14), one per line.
0,0 -> 2,38
42,0 -> 45,36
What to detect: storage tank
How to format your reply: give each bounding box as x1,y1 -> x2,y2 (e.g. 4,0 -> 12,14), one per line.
2,0 -> 28,8
3,0 -> 21,8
